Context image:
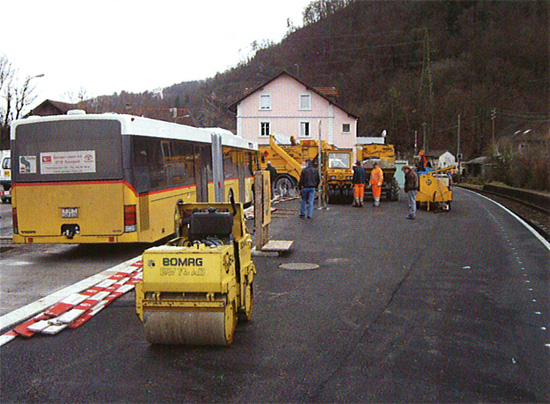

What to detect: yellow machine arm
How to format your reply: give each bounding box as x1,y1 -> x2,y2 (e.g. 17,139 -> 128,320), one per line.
269,135 -> 303,180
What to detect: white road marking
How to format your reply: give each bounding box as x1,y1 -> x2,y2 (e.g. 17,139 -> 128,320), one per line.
0,256 -> 141,332
465,189 -> 550,251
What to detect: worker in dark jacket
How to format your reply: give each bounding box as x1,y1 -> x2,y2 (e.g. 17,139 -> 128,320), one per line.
402,165 -> 419,219
298,159 -> 320,219
352,161 -> 366,207
266,161 -> 277,197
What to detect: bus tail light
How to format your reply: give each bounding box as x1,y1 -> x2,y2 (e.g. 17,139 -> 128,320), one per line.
124,205 -> 137,233
12,207 -> 18,234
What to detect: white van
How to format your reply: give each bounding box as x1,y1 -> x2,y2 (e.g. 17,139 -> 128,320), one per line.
0,150 -> 11,203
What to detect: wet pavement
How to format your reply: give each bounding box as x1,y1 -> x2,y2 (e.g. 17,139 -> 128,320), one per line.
0,187 -> 548,403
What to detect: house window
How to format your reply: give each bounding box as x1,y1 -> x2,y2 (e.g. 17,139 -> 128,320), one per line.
299,94 -> 311,110
260,121 -> 271,137
299,121 -> 311,138
260,94 -> 271,110
342,123 -> 351,134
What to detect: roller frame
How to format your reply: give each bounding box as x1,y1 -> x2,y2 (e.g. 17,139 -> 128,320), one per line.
135,202 -> 256,346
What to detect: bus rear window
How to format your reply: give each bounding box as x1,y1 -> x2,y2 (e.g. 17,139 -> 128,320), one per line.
13,119 -> 123,182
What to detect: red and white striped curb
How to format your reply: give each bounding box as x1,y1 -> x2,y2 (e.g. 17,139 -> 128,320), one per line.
0,259 -> 142,347
243,196 -> 299,220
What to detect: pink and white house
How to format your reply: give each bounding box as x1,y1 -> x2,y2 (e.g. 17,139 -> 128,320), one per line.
229,71 -> 358,149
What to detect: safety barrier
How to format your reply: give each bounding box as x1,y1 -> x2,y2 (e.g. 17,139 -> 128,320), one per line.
0,261 -> 142,347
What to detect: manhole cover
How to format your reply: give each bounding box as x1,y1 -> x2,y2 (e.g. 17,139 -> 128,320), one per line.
279,262 -> 319,271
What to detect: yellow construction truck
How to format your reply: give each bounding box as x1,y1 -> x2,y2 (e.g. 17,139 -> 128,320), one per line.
135,197 -> 256,345
258,135 -> 333,196
323,149 -> 354,203
357,141 -> 400,201
321,139 -> 401,204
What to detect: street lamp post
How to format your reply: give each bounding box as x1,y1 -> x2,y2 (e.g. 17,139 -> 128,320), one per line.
15,73 -> 45,120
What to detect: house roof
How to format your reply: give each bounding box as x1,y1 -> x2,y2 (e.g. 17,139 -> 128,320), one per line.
314,87 -> 339,98
28,99 -> 80,116
228,70 -> 358,119
27,100 -> 198,127
464,156 -> 489,165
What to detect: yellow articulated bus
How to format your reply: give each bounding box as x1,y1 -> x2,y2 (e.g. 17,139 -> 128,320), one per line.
10,112 -> 258,244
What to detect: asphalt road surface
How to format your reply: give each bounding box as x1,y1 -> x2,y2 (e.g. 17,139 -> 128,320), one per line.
1,187 -> 548,403
0,202 -> 12,238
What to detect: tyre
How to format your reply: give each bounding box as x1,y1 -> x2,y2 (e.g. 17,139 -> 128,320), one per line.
274,175 -> 297,197
390,177 -> 400,201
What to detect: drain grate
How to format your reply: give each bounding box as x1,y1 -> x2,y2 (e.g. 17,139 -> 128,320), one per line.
279,262 -> 319,271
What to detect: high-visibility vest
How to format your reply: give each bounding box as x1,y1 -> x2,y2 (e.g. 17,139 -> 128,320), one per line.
370,166 -> 384,187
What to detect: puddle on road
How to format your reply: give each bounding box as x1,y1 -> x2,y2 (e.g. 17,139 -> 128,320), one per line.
4,261 -> 33,266
324,258 -> 351,265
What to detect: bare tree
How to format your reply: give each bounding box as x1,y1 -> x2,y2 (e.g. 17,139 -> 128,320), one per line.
13,74 -> 43,120
0,54 -> 15,126
1,55 -> 44,148
63,86 -> 89,104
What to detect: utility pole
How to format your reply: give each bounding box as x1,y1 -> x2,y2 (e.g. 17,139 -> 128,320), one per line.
457,114 -> 461,159
317,120 -> 328,210
422,122 -> 427,151
491,108 -> 497,155
419,27 -> 434,133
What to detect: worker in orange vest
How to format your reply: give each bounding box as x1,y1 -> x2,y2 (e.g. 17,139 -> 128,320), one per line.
370,161 -> 384,207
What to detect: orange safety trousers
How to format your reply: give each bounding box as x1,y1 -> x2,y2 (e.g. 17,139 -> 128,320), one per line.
354,184 -> 365,198
370,166 -> 384,199
371,184 -> 382,198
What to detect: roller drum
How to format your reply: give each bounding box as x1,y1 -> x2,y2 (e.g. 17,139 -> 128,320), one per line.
143,305 -> 236,346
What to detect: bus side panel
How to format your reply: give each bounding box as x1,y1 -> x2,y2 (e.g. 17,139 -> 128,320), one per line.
144,186 -> 196,242
224,179 -> 240,202
14,182 -> 124,240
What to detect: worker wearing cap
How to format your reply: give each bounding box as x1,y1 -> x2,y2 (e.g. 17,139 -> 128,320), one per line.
402,165 -> 419,219
370,161 -> 384,207
352,160 -> 366,207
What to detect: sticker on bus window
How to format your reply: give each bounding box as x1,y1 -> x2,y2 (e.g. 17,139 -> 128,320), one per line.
19,156 -> 37,174
40,151 -> 96,175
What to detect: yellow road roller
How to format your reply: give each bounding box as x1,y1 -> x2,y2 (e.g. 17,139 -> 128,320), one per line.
135,200 -> 256,345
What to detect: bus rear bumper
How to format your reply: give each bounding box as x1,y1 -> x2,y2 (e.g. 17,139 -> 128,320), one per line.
12,233 -> 139,244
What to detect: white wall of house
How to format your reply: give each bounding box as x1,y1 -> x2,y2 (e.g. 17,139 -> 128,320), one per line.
235,74 -> 357,149
438,151 -> 456,168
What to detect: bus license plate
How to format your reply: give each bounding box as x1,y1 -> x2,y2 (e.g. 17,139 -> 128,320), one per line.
62,208 -> 78,218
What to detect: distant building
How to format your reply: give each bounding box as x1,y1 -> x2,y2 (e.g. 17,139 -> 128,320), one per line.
424,149 -> 456,169
28,99 -> 80,116
228,71 -> 358,148
464,156 -> 490,178
27,99 -> 198,127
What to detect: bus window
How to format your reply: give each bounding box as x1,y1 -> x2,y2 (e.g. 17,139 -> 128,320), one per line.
223,149 -> 238,180
171,142 -> 195,186
246,152 -> 256,177
132,136 -> 150,193
149,139 -> 167,189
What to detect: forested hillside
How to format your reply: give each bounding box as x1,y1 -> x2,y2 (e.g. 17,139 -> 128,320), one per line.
90,0 -> 549,159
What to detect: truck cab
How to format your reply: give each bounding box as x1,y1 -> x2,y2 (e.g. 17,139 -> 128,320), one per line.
0,150 -> 11,203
